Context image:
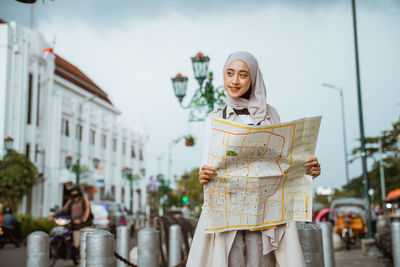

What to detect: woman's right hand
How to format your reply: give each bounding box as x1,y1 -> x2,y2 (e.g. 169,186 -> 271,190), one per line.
199,165 -> 216,185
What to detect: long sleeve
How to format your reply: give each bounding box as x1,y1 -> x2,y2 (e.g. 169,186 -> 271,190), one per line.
78,196 -> 91,223
53,199 -> 72,217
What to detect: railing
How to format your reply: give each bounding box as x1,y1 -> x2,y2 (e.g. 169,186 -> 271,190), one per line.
26,218 -> 350,267
26,215 -> 195,267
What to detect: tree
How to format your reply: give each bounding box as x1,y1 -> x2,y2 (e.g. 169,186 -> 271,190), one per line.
342,119 -> 400,202
177,168 -> 203,210
350,121 -> 400,162
0,150 -> 38,211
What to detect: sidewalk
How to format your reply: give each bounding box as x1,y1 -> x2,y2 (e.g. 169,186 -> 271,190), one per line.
334,246 -> 392,267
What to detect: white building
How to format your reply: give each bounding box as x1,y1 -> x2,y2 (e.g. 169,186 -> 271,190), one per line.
0,20 -> 148,217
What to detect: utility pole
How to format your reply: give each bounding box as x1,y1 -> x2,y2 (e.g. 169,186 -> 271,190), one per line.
351,0 -> 373,238
379,138 -> 386,201
322,83 -> 350,197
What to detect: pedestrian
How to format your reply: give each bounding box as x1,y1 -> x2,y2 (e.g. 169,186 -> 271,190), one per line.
186,51 -> 321,267
49,184 -> 93,249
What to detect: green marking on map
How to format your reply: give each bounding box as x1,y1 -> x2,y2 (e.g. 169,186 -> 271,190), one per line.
226,151 -> 238,156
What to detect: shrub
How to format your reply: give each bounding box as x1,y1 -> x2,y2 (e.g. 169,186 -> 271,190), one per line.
15,214 -> 56,238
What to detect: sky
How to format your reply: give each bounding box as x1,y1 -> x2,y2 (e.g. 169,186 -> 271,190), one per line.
1,0 -> 399,192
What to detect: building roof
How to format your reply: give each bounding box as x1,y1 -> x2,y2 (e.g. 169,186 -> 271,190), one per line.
0,18 -> 112,105
55,54 -> 113,105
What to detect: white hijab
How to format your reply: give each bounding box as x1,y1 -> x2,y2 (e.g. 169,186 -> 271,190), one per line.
224,51 -> 280,125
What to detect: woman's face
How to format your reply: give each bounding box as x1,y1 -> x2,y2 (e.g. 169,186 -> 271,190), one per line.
224,59 -> 251,98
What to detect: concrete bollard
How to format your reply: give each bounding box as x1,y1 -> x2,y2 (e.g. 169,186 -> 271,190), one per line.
297,224 -> 325,267
169,224 -> 182,267
117,226 -> 130,267
392,220 -> 400,267
27,231 -> 49,267
86,230 -> 115,267
321,222 -> 335,267
80,228 -> 97,267
138,226 -> 159,267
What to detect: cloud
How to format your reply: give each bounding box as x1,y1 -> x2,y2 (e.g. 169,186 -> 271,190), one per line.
2,0 -> 399,30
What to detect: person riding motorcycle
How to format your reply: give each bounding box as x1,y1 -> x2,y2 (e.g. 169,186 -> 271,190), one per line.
2,207 -> 22,242
49,185 -> 93,249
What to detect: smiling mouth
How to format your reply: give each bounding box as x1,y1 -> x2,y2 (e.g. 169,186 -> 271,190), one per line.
229,86 -> 241,92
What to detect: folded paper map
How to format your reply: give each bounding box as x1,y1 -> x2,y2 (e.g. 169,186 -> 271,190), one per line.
203,116 -> 321,233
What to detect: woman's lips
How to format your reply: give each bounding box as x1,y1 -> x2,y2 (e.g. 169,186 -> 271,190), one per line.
229,86 -> 241,92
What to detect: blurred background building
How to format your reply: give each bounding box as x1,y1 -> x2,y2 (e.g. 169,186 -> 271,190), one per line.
0,19 -> 148,217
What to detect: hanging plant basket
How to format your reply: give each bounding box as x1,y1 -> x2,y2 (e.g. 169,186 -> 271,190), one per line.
184,135 -> 195,147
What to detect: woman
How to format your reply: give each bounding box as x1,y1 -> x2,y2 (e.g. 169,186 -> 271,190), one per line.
186,51 -> 321,267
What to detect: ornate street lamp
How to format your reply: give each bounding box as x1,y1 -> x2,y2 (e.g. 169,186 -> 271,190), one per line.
4,136 -> 14,153
15,0 -> 37,3
93,157 -> 100,169
191,52 -> 210,86
171,52 -> 226,122
65,155 -> 73,170
171,73 -> 188,103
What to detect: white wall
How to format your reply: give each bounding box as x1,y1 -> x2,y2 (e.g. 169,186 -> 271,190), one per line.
0,21 -> 148,217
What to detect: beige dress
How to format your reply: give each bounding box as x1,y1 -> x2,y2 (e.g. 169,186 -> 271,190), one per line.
186,106 -> 306,267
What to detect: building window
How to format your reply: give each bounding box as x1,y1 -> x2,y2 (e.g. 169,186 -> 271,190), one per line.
112,138 -> 117,152
36,75 -> 41,127
111,186 -> 115,201
27,73 -> 33,124
102,134 -> 107,149
61,119 -> 69,136
25,143 -> 30,158
90,130 -> 95,145
131,145 -> 136,158
76,125 -> 83,141
34,144 -> 39,162
122,142 -> 126,155
66,120 -> 69,136
139,147 -> 143,161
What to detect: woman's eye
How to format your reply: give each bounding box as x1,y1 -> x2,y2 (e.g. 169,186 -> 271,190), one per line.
240,74 -> 248,78
227,71 -> 233,76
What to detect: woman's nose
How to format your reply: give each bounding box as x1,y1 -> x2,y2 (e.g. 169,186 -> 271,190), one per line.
232,75 -> 240,84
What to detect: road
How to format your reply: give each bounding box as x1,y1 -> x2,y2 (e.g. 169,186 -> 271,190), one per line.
334,245 -> 392,267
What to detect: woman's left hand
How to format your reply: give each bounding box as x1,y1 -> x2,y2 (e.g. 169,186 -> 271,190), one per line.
306,157 -> 321,179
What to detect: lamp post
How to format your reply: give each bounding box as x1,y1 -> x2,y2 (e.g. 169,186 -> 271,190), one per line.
35,146 -> 46,216
168,137 -> 182,187
322,83 -> 350,197
351,0 -> 373,238
75,95 -> 95,185
139,167 -> 146,216
171,52 -> 226,122
4,136 -> 14,154
122,167 -> 134,213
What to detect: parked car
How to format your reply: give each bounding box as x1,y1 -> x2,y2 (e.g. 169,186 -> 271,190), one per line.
90,201 -> 126,234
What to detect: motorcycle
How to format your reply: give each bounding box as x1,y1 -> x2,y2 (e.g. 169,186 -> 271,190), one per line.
0,223 -> 23,249
49,217 -> 78,266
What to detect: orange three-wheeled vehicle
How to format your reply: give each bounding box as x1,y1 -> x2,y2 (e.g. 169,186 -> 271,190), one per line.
329,198 -> 367,250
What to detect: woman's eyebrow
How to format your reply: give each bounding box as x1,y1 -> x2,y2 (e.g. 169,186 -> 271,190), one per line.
226,68 -> 249,73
